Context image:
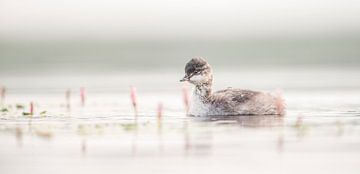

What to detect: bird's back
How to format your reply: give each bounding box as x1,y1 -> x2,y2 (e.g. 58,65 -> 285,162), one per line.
208,88 -> 284,115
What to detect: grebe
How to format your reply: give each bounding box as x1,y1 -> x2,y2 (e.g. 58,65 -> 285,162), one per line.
180,57 -> 285,116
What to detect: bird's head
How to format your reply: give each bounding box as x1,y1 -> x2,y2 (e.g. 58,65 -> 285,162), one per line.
180,57 -> 213,86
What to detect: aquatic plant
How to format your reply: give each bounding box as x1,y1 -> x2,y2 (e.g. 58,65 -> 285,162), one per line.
80,87 -> 86,107
0,86 -> 6,102
23,102 -> 34,116
30,102 -> 34,115
22,112 -> 32,116
1,107 -> 8,112
40,111 -> 47,117
15,104 -> 24,109
157,102 -> 163,128
121,123 -> 137,131
130,86 -> 138,118
66,88 -> 71,110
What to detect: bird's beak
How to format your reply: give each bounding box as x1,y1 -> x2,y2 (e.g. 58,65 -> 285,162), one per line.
180,75 -> 189,82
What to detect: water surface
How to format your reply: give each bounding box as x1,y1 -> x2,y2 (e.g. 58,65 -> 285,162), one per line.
0,68 -> 359,174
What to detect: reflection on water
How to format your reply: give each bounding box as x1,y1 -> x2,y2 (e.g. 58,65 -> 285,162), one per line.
195,115 -> 284,127
0,70 -> 360,174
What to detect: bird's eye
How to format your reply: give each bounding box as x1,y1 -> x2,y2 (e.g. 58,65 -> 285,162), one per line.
194,71 -> 200,74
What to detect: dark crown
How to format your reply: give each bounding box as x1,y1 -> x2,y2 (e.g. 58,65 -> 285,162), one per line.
185,57 -> 209,75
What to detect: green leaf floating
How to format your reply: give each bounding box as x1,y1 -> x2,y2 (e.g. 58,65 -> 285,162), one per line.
22,112 -> 32,116
16,104 -> 25,109
40,111 -> 47,117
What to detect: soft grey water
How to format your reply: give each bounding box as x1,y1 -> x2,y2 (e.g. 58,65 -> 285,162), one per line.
0,68 -> 360,174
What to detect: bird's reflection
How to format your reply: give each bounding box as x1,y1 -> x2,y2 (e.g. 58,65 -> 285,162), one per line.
183,121 -> 213,157
193,115 -> 284,128
181,115 -> 284,157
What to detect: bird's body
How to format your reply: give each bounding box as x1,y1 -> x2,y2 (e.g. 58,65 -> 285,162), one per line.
180,57 -> 285,116
189,87 -> 284,116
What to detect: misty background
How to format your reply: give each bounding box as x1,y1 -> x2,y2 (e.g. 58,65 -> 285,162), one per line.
1,0 -> 360,75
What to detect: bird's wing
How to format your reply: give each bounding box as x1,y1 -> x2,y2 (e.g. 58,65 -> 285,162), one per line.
212,89 -> 260,105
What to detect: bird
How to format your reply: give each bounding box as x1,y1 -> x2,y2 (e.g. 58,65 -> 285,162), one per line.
180,57 -> 285,116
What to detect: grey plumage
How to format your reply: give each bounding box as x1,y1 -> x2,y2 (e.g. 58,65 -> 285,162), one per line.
180,57 -> 285,116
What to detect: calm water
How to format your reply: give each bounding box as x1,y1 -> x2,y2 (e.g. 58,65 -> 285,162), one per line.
1,68 -> 360,174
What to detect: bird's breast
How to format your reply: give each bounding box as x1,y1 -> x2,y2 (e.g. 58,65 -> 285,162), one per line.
189,93 -> 209,116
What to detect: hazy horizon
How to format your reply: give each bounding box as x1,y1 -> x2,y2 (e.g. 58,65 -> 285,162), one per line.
1,0 -> 360,74
1,34 -> 360,75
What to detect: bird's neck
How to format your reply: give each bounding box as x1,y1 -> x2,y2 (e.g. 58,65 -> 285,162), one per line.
194,82 -> 212,99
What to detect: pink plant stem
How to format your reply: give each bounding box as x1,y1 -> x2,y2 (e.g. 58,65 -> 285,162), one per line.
30,102 -> 34,115
0,87 -> 5,102
157,102 -> 163,127
182,85 -> 190,114
80,87 -> 85,107
130,86 -> 138,119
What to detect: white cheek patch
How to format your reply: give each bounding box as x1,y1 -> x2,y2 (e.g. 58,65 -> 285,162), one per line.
190,74 -> 204,82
